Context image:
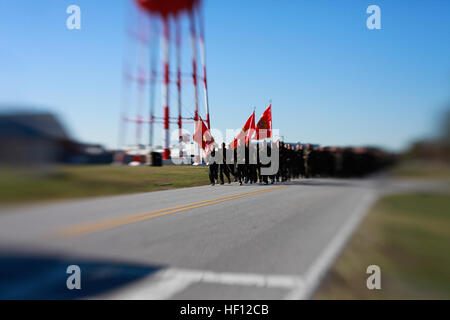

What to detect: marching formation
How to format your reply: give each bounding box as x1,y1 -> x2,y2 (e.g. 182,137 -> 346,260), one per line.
195,104 -> 393,186
206,141 -> 394,186
277,143 -> 394,180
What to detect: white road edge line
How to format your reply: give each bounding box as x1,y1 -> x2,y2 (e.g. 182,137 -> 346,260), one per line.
284,191 -> 379,300
101,268 -> 305,300
98,188 -> 378,300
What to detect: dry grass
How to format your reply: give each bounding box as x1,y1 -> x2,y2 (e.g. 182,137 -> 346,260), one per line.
0,165 -> 210,205
314,192 -> 450,299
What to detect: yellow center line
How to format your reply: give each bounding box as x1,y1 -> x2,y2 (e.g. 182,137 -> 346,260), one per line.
50,186 -> 286,238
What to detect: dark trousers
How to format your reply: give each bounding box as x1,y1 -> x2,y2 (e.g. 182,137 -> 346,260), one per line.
248,164 -> 257,183
304,158 -> 311,178
219,164 -> 231,184
209,164 -> 218,184
236,164 -> 246,184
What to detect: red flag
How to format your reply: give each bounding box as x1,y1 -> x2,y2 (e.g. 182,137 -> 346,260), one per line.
256,104 -> 272,140
194,116 -> 215,154
231,111 -> 256,149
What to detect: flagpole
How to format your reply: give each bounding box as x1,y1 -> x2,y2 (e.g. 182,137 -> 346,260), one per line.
189,10 -> 201,164
198,5 -> 210,129
269,99 -> 272,143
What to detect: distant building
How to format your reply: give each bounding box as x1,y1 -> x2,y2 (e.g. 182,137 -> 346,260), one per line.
0,111 -> 113,166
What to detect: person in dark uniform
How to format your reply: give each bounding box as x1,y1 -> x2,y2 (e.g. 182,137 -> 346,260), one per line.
232,144 -> 238,182
303,144 -> 312,178
258,141 -> 269,184
297,144 -> 305,178
331,147 -> 344,177
256,142 -> 262,183
341,147 -> 355,177
278,141 -> 286,182
235,139 -> 246,185
219,142 -> 231,184
207,148 -> 218,186
268,140 -> 276,184
288,144 -> 295,180
248,142 -> 258,184
244,141 -> 251,184
283,144 -> 290,182
322,147 -> 335,177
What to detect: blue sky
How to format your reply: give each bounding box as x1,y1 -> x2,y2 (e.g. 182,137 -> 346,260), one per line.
0,0 -> 449,151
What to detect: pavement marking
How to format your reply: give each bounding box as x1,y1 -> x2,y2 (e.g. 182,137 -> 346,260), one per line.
284,191 -> 378,300
99,268 -> 305,300
101,191 -> 377,300
51,186 -> 286,238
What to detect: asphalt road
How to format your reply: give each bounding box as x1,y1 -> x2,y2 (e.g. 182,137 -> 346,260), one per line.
0,177 -> 434,299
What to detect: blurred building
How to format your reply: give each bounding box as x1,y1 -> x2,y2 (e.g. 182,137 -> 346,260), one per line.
0,111 -> 113,166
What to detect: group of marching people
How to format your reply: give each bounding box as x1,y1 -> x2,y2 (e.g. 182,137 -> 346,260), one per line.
206,140 -> 394,186
200,105 -> 393,185
207,141 -> 274,186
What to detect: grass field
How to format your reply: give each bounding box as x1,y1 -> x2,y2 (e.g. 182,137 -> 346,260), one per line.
2,160 -> 448,206
390,161 -> 450,180
314,192 -> 450,299
0,165 -> 209,205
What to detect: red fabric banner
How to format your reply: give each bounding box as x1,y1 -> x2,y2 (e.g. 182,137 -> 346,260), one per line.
231,111 -> 256,149
194,116 -> 215,154
256,104 -> 272,140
